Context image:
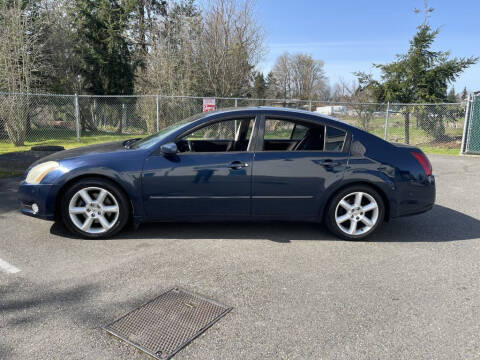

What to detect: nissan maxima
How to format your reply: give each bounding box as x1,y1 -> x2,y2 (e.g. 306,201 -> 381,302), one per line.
18,107 -> 435,240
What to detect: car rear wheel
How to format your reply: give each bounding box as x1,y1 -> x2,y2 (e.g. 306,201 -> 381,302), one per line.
60,178 -> 129,239
325,185 -> 384,240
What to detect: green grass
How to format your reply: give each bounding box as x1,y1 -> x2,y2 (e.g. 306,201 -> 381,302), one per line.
0,128 -> 146,155
0,170 -> 23,178
419,147 -> 460,155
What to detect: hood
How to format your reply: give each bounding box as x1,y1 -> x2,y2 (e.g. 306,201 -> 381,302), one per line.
30,141 -> 128,167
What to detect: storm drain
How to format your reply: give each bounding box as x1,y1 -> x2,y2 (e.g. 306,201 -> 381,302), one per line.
104,287 -> 232,359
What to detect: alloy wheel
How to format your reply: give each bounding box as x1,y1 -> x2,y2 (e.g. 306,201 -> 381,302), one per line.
334,191 -> 379,236
68,186 -> 120,234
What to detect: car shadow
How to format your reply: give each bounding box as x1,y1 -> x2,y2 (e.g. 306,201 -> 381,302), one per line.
50,204 -> 480,243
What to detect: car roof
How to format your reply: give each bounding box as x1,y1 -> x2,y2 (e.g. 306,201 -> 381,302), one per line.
198,106 -> 359,132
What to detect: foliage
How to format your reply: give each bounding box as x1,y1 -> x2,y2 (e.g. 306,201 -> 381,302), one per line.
252,72 -> 266,99
357,24 -> 477,142
72,0 -> 134,95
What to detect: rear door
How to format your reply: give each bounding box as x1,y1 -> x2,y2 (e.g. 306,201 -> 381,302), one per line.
251,115 -> 350,219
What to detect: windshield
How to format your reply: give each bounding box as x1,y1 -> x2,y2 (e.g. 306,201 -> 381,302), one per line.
130,113 -> 206,149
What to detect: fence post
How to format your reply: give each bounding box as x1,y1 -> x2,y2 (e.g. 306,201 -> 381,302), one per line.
234,98 -> 238,108
74,93 -> 80,142
384,101 -> 390,140
156,95 -> 160,132
460,94 -> 472,154
309,100 -> 312,112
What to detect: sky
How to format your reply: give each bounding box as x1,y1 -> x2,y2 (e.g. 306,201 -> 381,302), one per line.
256,0 -> 480,93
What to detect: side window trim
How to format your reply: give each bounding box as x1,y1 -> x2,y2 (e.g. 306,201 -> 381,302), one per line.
255,114 -> 350,153
172,114 -> 260,154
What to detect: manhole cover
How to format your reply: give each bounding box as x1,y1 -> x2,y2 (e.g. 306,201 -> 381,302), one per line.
104,287 -> 232,359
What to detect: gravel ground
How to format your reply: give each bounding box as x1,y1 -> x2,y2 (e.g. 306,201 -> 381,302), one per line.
1,154 -> 480,360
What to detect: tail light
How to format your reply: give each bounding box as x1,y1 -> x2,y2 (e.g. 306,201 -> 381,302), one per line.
411,151 -> 432,176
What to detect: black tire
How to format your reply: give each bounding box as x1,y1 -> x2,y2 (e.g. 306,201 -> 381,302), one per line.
324,184 -> 385,240
60,177 -> 130,239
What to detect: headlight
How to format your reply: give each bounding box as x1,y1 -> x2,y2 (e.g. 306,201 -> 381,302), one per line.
25,161 -> 60,184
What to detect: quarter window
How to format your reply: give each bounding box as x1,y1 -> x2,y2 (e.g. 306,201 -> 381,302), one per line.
325,126 -> 347,152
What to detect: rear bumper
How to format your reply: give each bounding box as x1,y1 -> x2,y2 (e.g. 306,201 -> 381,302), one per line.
18,181 -> 59,220
391,175 -> 436,218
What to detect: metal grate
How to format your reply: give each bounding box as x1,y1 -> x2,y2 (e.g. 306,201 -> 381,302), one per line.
104,287 -> 232,360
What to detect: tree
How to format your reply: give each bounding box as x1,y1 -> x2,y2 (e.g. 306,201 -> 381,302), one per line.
196,0 -> 265,97
462,86 -> 468,100
265,71 -> 278,98
271,52 -> 328,101
252,72 -> 266,99
359,24 -> 477,143
331,76 -> 378,130
0,0 -> 43,145
272,53 -> 292,101
73,0 -> 134,95
447,87 -> 457,103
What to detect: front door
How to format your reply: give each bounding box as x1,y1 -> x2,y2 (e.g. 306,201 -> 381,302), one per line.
142,117 -> 255,219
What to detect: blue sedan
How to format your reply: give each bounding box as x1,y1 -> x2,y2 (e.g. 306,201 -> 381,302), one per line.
18,107 -> 435,240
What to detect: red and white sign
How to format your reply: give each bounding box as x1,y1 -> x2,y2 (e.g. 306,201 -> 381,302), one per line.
203,98 -> 216,112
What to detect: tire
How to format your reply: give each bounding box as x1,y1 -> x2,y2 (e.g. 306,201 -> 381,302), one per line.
325,185 -> 385,240
60,177 -> 130,239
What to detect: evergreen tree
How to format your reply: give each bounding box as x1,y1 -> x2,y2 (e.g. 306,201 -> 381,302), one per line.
447,87 -> 457,103
73,0 -> 134,95
462,86 -> 468,100
265,71 -> 278,98
359,24 -> 477,143
252,72 -> 266,99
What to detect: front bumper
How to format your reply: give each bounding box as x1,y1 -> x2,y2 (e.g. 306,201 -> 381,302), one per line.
18,181 -> 60,220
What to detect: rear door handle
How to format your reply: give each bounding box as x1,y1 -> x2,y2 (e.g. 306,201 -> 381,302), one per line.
321,159 -> 340,167
229,161 -> 249,170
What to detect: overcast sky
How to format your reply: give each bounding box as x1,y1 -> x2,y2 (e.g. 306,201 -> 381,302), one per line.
256,0 -> 480,93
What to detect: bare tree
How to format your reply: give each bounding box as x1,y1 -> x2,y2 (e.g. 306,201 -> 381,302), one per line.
338,77 -> 378,131
331,78 -> 355,102
290,53 -> 327,100
272,53 -> 292,100
0,0 -> 42,146
271,52 -> 328,101
196,0 -> 265,97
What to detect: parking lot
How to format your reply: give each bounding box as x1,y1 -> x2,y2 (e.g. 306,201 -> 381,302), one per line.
1,154 -> 480,360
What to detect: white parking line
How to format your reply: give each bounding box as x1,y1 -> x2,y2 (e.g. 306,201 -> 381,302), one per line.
0,258 -> 21,274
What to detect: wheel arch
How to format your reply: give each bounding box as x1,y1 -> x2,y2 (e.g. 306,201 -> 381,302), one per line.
54,174 -> 134,221
321,181 -> 391,222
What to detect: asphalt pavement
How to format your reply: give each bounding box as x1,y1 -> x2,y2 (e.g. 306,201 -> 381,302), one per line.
1,154 -> 480,360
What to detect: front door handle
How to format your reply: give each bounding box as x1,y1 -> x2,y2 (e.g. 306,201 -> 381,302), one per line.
229,161 -> 249,170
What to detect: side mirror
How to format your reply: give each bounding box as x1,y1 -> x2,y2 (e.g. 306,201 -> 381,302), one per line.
160,142 -> 178,156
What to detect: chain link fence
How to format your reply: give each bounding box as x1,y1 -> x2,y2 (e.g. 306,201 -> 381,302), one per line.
462,93 -> 480,154
0,93 -> 469,154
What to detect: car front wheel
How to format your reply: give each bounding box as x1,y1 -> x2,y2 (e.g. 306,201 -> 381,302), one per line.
325,185 -> 385,240
60,178 -> 129,239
